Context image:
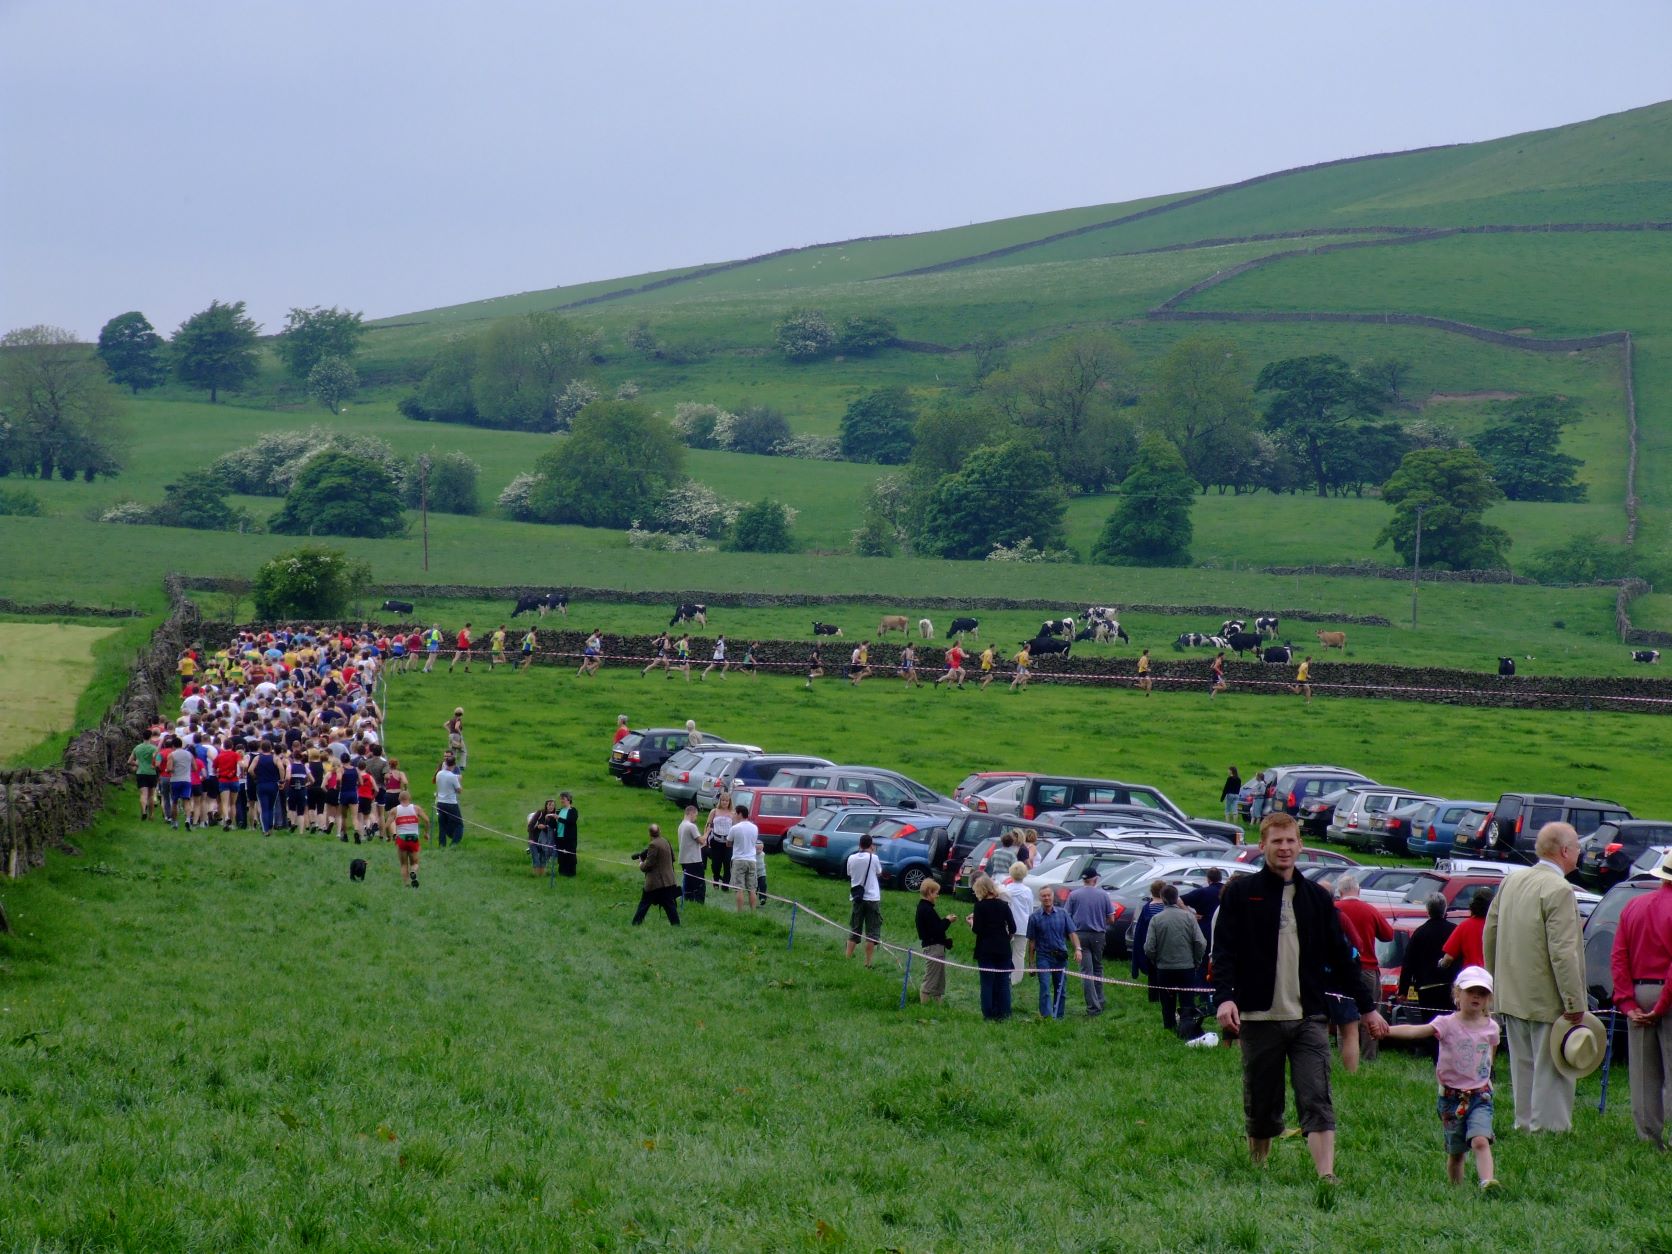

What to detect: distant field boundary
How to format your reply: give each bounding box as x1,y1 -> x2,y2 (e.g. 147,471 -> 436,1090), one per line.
0,599 -> 144,619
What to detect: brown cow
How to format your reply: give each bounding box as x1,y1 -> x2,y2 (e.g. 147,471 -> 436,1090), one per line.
877,615 -> 910,637
1315,630 -> 1347,650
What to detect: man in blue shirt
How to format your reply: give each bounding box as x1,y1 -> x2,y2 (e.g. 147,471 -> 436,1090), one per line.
1027,888 -> 1083,1020
1066,867 -> 1118,1016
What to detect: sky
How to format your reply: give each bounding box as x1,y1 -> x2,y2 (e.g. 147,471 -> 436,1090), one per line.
3,1 -> 1669,340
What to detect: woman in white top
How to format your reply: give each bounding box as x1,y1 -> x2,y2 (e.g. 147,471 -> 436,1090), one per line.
705,792 -> 735,890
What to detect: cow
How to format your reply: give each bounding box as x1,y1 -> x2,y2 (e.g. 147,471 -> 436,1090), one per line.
670,602 -> 707,627
811,621 -> 843,637
877,615 -> 910,637
1206,635 -> 1231,649
513,592 -> 568,618
1262,645 -> 1293,665
1084,605 -> 1120,623
1025,636 -> 1071,658
1173,632 -> 1209,650
1095,619 -> 1130,644
1039,617 -> 1075,638
1498,656 -> 1516,677
380,599 -> 415,614
1315,630 -> 1347,650
1255,615 -> 1279,639
1220,619 -> 1246,638
1633,650 -> 1661,664
946,617 -> 980,639
1227,631 -> 1264,657
918,618 -> 934,639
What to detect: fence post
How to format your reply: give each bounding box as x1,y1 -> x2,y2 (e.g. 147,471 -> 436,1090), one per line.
786,902 -> 797,951
899,949 -> 914,1010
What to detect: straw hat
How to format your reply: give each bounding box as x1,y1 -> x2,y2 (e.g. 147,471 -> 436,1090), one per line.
1549,1012 -> 1608,1080
1650,849 -> 1672,883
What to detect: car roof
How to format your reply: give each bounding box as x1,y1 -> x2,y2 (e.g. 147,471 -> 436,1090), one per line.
1498,791 -> 1626,806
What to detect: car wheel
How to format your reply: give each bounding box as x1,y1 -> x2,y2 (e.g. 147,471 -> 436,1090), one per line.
900,866 -> 927,893
644,769 -> 661,789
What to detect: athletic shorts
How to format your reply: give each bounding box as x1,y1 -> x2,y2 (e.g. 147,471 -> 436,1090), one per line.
204,780 -> 220,797
136,774 -> 158,790
379,790 -> 397,809
357,798 -> 374,816
308,787 -> 327,809
338,790 -> 358,808
170,781 -> 193,803
732,860 -> 759,895
395,838 -> 420,854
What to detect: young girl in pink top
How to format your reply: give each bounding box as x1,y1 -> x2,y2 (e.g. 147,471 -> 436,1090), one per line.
1387,964 -> 1500,1189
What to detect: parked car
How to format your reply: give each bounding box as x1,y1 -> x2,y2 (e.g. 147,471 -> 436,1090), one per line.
1111,859 -> 1253,956
963,777 -> 1025,815
1267,767 -> 1377,817
1584,876 -> 1659,1049
783,805 -> 912,876
610,726 -> 733,788
1391,870 -> 1505,912
1301,864 -> 1356,892
869,815 -> 958,892
1473,792 -> 1633,864
1374,800 -> 1442,856
697,754 -> 833,809
1033,835 -> 1182,874
1631,845 -> 1672,877
952,771 -> 1028,806
1086,831 -> 1217,857
768,765 -> 963,815
1329,789 -> 1439,852
1374,917 -> 1427,1014
1576,820 -> 1672,891
1405,801 -> 1494,861
1035,807 -> 1199,839
1239,763 -> 1351,820
659,745 -> 757,806
1353,866 -> 1449,907
1017,774 -> 1239,841
730,787 -> 877,852
1026,851 -> 1149,905
1296,787 -> 1356,838
938,812 -> 1044,887
947,823 -> 1078,899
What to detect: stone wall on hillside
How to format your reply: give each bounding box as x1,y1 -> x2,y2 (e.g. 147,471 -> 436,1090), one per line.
1260,564 -> 1534,585
0,598 -> 144,617
0,577 -> 199,881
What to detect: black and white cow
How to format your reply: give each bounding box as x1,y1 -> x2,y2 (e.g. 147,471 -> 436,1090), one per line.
1173,632 -> 1206,650
1255,615 -> 1279,639
1498,657 -> 1516,677
1039,617 -> 1075,638
670,603 -> 707,628
1206,635 -> 1231,649
1227,631 -> 1264,657
946,617 -> 980,638
1633,650 -> 1661,664
512,592 -> 568,618
1024,636 -> 1072,658
381,599 -> 414,614
812,621 -> 843,637
1220,619 -> 1246,638
1095,619 -> 1129,644
1261,645 -> 1293,665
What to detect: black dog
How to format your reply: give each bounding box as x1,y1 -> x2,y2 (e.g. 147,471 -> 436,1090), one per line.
349,858 -> 368,882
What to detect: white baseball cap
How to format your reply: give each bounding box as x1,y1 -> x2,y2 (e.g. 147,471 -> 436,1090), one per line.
1454,965 -> 1494,994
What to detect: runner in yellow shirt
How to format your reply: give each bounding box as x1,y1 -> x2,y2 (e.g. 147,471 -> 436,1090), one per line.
978,644 -> 997,690
1291,655 -> 1313,703
1137,648 -> 1152,697
1009,643 -> 1032,692
490,624 -> 508,670
177,651 -> 197,688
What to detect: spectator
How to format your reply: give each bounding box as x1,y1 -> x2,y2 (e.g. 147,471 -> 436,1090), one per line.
1067,867 -> 1118,1017
705,793 -> 734,891
1399,895 -> 1458,1021
1145,884 -> 1208,1034
845,833 -> 883,966
554,791 -> 579,877
1221,767 -> 1242,823
677,805 -> 706,903
915,879 -> 956,1004
1131,880 -> 1168,999
684,718 -> 703,748
1334,875 -> 1393,1064
1181,867 -> 1224,944
1441,889 -> 1492,970
730,805 -> 761,912
632,823 -> 680,926
445,707 -> 467,772
1029,887 -> 1081,1019
434,757 -> 463,848
1483,822 -> 1587,1134
613,714 -> 630,746
1611,850 -> 1672,1147
528,800 -> 559,877
1212,812 -> 1386,1182
990,831 -> 1019,880
1002,860 -> 1034,988
969,875 -> 1016,1021
1248,771 -> 1268,826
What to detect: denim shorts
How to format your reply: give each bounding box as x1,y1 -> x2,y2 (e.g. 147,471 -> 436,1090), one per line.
1438,1090 -> 1494,1154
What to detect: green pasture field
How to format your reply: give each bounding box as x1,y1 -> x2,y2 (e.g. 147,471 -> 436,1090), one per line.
0,620 -> 124,764
1,664 -> 1669,1250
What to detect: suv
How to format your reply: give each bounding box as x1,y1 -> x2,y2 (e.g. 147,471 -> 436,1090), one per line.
697,754 -> 833,809
1017,775 -> 1239,841
768,766 -> 962,814
1576,820 -> 1672,890
609,727 -> 731,788
1470,793 -> 1633,864
1405,801 -> 1494,861
941,815 -> 1076,893
1327,788 -> 1437,852
1268,767 -> 1376,817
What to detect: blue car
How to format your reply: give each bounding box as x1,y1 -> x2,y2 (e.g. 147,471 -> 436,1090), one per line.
783,806 -> 907,877
869,814 -> 955,892
1405,800 -> 1494,860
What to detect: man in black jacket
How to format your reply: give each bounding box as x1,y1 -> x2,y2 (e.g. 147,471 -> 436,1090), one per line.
1397,893 -> 1457,1019
1213,812 -> 1387,1182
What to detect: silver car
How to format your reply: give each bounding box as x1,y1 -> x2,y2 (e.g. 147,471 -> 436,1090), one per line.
660,745 -> 757,806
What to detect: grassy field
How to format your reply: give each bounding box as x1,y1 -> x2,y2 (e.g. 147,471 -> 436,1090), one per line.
0,622 -> 121,763
1,663 -> 1669,1249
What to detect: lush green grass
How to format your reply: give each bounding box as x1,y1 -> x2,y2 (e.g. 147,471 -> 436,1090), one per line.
1,663 -> 1669,1249
0,621 -> 121,764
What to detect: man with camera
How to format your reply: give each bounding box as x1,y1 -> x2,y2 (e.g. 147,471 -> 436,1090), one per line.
846,833 -> 884,967
632,823 -> 680,927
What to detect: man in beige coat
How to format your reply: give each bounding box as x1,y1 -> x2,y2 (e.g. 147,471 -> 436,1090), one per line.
1482,822 -> 1586,1132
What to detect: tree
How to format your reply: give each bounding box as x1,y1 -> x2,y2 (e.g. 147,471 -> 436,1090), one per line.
968,331 -> 1010,384
276,306 -> 364,380
727,404 -> 792,455
839,387 -> 917,464
1377,447 -> 1509,570
171,299 -> 260,402
473,312 -> 595,430
306,356 -> 358,414
727,499 -> 796,552
836,314 -> 897,357
95,312 -> 168,394
919,441 -> 1066,560
153,469 -> 246,530
404,450 -> 480,515
1328,421 -> 1411,498
1092,436 -> 1197,567
774,309 -> 837,362
401,337 -> 480,424
1359,355 -> 1414,403
1255,355 -> 1383,497
252,546 -> 372,619
909,399 -> 1012,484
0,325 -> 126,481
1143,336 -> 1256,491
1474,395 -> 1588,501
268,450 -> 406,538
526,399 -> 684,528
1523,533 -> 1634,585
983,333 -> 1137,492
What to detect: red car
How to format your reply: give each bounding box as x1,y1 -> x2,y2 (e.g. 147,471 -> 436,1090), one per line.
729,788 -> 876,852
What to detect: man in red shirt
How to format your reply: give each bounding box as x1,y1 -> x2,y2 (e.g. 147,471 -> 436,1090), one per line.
935,641 -> 966,688
1334,875 -> 1393,1063
1611,852 -> 1672,1147
1442,889 -> 1492,971
449,623 -> 473,673
213,742 -> 244,832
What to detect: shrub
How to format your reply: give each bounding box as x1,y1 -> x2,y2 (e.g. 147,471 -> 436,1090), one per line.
526,399 -> 684,528
153,469 -> 250,531
252,546 -> 372,619
672,402 -> 730,450
0,486 -> 42,516
987,536 -> 1076,563
553,380 -> 600,432
772,433 -> 842,460
649,481 -> 739,539
99,500 -> 156,525
268,451 -> 406,538
405,451 -> 480,515
836,314 -> 897,357
727,498 -> 796,553
774,309 -> 837,362
839,387 -> 916,464
728,405 -> 792,455
497,472 -> 538,521
626,523 -> 715,553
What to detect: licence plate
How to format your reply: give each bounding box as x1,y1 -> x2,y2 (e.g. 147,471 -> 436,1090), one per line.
792,836 -> 805,847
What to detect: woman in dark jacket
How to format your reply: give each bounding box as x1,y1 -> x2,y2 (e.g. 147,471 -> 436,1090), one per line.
969,874 -> 1017,1020
915,880 -> 956,1004
1221,766 -> 1242,824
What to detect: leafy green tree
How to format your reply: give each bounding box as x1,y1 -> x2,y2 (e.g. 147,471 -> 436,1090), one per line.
919,441 -> 1066,560
1522,532 -> 1633,585
1474,395 -> 1587,501
1143,336 -> 1256,492
1092,436 -> 1196,567
728,404 -> 792,455
405,451 -> 480,515
774,309 -> 837,362
306,356 -> 358,414
95,312 -> 168,394
401,336 -> 480,424
1377,447 -> 1509,570
0,325 -> 126,481
153,469 -> 246,530
268,451 -> 406,538
1328,421 -> 1411,498
276,306 -> 364,380
171,299 -> 261,402
1359,355 -> 1414,403
909,399 -> 1012,484
836,314 -> 897,356
1255,354 -> 1383,497
839,387 -> 917,464
983,333 -> 1137,492
473,312 -> 595,430
252,546 -> 372,619
727,498 -> 796,552
527,399 -> 684,528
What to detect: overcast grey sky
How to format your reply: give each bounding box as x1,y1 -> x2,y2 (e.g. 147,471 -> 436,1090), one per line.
3,1 -> 1668,340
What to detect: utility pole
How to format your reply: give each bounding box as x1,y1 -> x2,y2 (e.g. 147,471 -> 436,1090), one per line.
1411,503 -> 1425,630
418,453 -> 431,572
